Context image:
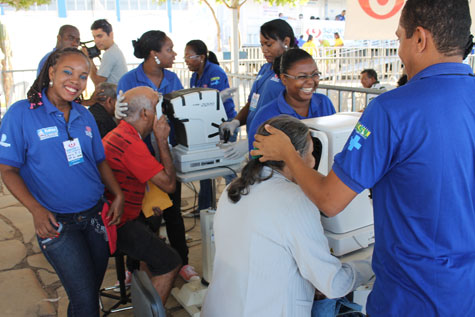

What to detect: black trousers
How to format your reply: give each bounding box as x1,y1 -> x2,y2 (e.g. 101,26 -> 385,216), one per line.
126,181 -> 189,272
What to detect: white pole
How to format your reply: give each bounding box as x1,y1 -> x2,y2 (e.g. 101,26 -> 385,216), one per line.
232,8 -> 239,74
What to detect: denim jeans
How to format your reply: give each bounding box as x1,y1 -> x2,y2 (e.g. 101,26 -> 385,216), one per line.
37,200 -> 109,317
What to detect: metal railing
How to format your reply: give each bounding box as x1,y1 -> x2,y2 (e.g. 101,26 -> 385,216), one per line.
2,51 -> 474,116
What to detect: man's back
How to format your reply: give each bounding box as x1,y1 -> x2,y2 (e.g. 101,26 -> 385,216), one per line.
103,120 -> 163,225
335,62 -> 475,315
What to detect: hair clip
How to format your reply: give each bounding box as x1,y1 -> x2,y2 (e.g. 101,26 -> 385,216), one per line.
251,147 -> 262,160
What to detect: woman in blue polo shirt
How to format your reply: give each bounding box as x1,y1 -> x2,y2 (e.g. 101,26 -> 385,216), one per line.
116,30 -> 198,283
0,48 -> 124,316
117,30 -> 183,95
184,39 -> 238,214
220,19 -> 297,138
248,49 -> 335,150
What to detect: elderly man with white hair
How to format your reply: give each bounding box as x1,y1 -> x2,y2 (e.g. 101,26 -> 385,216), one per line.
103,86 -> 181,305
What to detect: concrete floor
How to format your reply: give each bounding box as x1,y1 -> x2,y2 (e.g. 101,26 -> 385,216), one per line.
0,178 -> 226,317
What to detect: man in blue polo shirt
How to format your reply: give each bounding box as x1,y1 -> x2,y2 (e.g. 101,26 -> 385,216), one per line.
252,0 -> 475,315
37,25 -> 80,76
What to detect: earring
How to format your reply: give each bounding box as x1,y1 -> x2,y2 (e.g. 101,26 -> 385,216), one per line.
49,81 -> 53,87
284,45 -> 288,50
154,55 -> 161,65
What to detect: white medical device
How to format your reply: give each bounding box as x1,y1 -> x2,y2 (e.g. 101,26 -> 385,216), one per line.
302,113 -> 375,256
162,88 -> 243,173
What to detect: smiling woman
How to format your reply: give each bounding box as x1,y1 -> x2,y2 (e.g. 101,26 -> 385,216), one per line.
246,48 -> 335,150
0,48 -> 124,316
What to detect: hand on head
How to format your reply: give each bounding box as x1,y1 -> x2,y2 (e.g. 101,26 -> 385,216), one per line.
251,124 -> 294,162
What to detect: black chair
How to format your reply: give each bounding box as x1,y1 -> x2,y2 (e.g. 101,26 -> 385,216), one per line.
131,270 -> 166,317
99,252 -> 133,315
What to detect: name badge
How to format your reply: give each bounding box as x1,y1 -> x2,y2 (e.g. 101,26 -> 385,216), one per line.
37,126 -> 59,141
250,93 -> 260,111
63,138 -> 84,166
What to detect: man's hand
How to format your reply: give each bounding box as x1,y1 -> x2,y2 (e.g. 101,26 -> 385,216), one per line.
153,115 -> 170,142
107,194 -> 124,226
114,90 -> 128,119
251,124 -> 295,162
32,207 -> 59,239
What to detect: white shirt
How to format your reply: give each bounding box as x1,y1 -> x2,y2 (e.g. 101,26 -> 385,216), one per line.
201,168 -> 372,317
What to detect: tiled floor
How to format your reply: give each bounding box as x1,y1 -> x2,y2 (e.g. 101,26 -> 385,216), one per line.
0,177 -> 228,317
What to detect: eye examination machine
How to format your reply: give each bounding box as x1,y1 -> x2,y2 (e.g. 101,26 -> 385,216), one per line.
161,88 -> 243,173
302,112 -> 375,256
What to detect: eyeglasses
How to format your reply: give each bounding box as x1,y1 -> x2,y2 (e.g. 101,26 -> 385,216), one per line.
283,72 -> 321,81
184,55 -> 200,60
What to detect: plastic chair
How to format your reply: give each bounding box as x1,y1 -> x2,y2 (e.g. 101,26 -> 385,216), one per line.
131,270 -> 166,317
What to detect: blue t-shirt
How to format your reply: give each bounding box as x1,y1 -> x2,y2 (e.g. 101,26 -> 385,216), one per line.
246,63 -> 276,131
37,49 -> 55,77
248,91 -> 335,150
333,63 -> 475,316
117,63 -> 184,148
190,61 -> 237,120
117,63 -> 183,95
0,91 -> 105,213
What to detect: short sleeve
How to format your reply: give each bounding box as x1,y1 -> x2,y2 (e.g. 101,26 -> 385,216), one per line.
97,50 -> 115,78
121,140 -> 164,183
172,74 -> 184,90
320,95 -> 336,115
333,100 -> 398,193
0,103 -> 27,168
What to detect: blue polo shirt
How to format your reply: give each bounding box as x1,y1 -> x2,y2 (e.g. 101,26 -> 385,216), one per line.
248,91 -> 335,150
246,63 -> 276,131
37,49 -> 55,77
190,61 -> 237,119
117,63 -> 183,94
117,63 -> 184,148
0,91 -> 106,214
250,73 -> 285,120
333,63 -> 475,316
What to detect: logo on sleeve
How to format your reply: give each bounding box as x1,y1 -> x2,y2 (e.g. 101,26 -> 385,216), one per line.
0,134 -> 11,147
85,126 -> 93,138
37,126 -> 59,141
355,122 -> 371,139
210,76 -> 220,86
348,135 -> 362,151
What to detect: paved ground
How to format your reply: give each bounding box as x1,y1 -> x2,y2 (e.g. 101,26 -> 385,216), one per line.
0,179 -> 225,317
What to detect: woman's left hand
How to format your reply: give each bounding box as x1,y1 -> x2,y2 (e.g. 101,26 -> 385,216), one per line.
107,194 -> 124,226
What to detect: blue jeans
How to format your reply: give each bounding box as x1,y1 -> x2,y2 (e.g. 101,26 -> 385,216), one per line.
37,200 -> 109,317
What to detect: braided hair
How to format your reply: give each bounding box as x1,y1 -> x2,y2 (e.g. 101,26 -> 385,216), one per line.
27,48 -> 90,109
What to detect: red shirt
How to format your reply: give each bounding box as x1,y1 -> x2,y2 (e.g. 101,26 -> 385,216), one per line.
103,120 -> 163,226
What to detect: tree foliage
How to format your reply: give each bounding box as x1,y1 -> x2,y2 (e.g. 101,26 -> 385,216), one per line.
0,0 -> 51,10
